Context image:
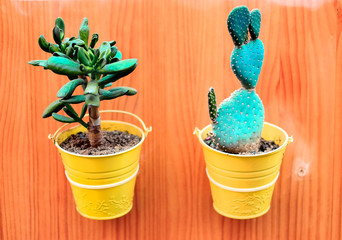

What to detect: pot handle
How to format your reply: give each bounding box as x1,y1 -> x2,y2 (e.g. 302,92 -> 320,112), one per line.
48,110 -> 152,143
193,127 -> 201,138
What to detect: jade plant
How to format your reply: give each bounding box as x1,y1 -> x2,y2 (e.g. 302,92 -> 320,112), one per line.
28,17 -> 138,147
208,6 -> 264,153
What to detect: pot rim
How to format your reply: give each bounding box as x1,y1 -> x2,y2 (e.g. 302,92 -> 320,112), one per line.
55,120 -> 146,158
197,122 -> 292,158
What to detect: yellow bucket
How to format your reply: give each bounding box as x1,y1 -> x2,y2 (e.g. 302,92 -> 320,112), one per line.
49,110 -> 152,220
194,122 -> 293,219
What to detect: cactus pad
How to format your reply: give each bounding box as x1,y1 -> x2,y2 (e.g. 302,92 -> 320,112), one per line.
231,39 -> 264,89
249,9 -> 261,40
212,88 -> 264,153
227,6 -> 250,47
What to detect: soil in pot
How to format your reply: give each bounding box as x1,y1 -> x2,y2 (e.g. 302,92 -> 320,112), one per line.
60,130 -> 141,155
204,132 -> 279,155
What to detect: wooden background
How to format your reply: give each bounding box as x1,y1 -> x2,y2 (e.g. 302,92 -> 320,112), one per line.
1,0 -> 341,239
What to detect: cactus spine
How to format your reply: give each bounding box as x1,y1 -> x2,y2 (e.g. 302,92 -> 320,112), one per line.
208,6 -> 265,153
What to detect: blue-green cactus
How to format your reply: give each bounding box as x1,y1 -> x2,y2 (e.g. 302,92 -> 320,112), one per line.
208,6 -> 265,153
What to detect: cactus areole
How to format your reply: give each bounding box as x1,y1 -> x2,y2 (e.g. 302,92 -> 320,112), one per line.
29,17 -> 138,147
208,6 -> 265,153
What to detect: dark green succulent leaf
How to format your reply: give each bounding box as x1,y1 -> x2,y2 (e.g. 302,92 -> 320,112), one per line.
98,65 -> 137,87
42,99 -> 64,118
114,50 -> 122,61
38,35 -> 50,52
52,113 -> 75,123
99,42 -> 111,60
77,47 -> 91,66
52,52 -> 71,59
66,39 -> 85,48
45,56 -> 91,75
85,94 -> 100,107
88,49 -> 94,61
91,49 -> 100,65
110,46 -> 118,58
109,40 -> 116,46
89,33 -> 99,48
60,43 -> 67,53
65,45 -> 74,58
53,26 -> 63,45
98,59 -> 137,74
94,58 -> 106,70
61,95 -> 85,104
80,103 -> 88,118
55,17 -> 65,34
28,60 -> 47,68
57,78 -> 85,98
99,87 -> 137,100
103,83 -> 113,88
84,80 -> 99,95
78,18 -> 89,48
63,105 -> 79,119
49,44 -> 60,54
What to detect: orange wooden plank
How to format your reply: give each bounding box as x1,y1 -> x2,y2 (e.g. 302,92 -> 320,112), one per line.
0,0 -> 341,239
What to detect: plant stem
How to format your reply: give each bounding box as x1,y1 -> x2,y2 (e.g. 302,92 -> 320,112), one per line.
88,73 -> 101,147
88,105 -> 102,147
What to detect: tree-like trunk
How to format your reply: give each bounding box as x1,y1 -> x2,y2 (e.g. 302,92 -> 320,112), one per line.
88,106 -> 102,147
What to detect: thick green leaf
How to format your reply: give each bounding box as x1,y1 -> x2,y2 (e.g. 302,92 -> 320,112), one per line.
84,80 -> 99,95
103,83 -> 113,88
46,56 -> 90,75
53,26 -> 63,45
109,40 -> 116,46
99,87 -> 137,100
110,46 -> 118,59
88,49 -> 94,61
55,17 -> 65,34
78,18 -> 89,47
85,94 -> 100,107
63,106 -> 79,119
94,58 -> 106,70
77,47 -> 91,66
66,39 -> 85,48
42,99 -> 64,118
65,45 -> 74,58
61,95 -> 85,104
28,60 -> 47,68
98,59 -> 137,74
52,113 -> 75,123
38,35 -> 50,52
98,42 -> 111,60
89,33 -> 99,48
97,65 -> 137,87
49,44 -> 60,53
52,52 -> 71,59
114,51 -> 122,61
80,103 -> 88,118
91,49 -> 100,65
57,79 -> 85,98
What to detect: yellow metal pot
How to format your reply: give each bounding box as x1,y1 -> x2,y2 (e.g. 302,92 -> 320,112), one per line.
194,122 -> 293,219
49,110 -> 151,220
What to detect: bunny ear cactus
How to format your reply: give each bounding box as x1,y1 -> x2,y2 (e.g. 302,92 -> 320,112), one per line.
208,6 -> 265,153
29,17 -> 138,147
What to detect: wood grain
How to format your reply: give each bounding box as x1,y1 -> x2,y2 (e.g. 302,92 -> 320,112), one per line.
0,0 -> 341,239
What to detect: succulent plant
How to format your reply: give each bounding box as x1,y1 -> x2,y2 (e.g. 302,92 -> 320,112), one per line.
29,17 -> 138,147
208,6 -> 265,153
